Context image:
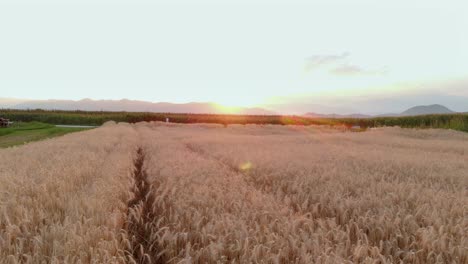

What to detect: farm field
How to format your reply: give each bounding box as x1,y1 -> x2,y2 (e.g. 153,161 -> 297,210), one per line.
0,122 -> 467,263
0,122 -> 90,148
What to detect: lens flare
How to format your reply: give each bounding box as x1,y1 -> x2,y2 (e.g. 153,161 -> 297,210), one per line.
239,161 -> 253,171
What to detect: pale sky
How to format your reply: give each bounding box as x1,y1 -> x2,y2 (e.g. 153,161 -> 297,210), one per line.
1,0 -> 467,114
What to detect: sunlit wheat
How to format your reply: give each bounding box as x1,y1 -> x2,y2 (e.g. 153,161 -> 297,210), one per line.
1,122 -> 466,263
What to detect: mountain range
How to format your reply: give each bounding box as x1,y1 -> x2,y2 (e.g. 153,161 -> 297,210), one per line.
302,104 -> 455,118
0,98 -> 459,117
0,98 -> 276,115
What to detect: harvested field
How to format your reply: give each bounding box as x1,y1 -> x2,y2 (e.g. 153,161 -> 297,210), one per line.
0,122 -> 467,263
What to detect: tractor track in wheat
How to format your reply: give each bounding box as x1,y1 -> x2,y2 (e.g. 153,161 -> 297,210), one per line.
125,147 -> 166,264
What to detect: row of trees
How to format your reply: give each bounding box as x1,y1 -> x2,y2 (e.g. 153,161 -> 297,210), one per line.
1,109 -> 467,132
0,109 -> 337,126
349,114 -> 468,132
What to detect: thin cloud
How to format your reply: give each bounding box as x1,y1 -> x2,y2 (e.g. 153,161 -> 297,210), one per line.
304,52 -> 349,72
330,64 -> 364,75
304,52 -> 387,76
330,64 -> 388,76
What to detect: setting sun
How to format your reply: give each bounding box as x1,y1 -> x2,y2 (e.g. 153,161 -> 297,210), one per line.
1,0 -> 467,114
210,95 -> 268,114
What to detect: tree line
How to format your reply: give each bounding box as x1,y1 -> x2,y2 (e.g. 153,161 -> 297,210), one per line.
1,109 -> 467,132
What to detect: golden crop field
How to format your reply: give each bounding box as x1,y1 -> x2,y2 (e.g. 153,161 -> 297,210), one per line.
0,122 -> 467,264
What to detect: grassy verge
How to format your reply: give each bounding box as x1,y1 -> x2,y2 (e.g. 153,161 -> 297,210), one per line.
0,122 -> 91,148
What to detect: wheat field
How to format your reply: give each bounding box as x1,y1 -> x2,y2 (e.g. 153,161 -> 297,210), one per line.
0,122 -> 466,263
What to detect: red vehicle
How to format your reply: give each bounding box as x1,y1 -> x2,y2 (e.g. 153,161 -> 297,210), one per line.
0,117 -> 11,128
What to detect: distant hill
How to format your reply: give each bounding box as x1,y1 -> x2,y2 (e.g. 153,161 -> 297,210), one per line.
304,104 -> 456,118
0,98 -> 30,108
0,98 -> 276,115
400,104 -> 454,116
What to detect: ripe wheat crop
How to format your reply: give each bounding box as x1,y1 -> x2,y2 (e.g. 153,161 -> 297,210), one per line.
0,122 -> 139,263
0,122 -> 466,263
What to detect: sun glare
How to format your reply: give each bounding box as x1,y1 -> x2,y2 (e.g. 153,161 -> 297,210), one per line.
216,98 -> 259,108
214,104 -> 245,114
213,97 -> 265,114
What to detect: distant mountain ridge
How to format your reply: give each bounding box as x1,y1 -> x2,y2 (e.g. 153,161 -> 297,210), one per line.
400,104 -> 454,116
0,98 -> 276,115
0,98 -> 30,108
0,98 -> 459,117
304,104 -> 457,118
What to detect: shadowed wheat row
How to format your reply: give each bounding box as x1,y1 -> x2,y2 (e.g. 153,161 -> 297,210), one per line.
125,147 -> 165,264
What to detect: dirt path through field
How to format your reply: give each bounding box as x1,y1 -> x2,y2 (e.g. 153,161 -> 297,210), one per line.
125,147 -> 165,264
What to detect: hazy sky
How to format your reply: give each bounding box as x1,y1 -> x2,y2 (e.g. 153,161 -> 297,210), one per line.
1,0 -> 467,114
